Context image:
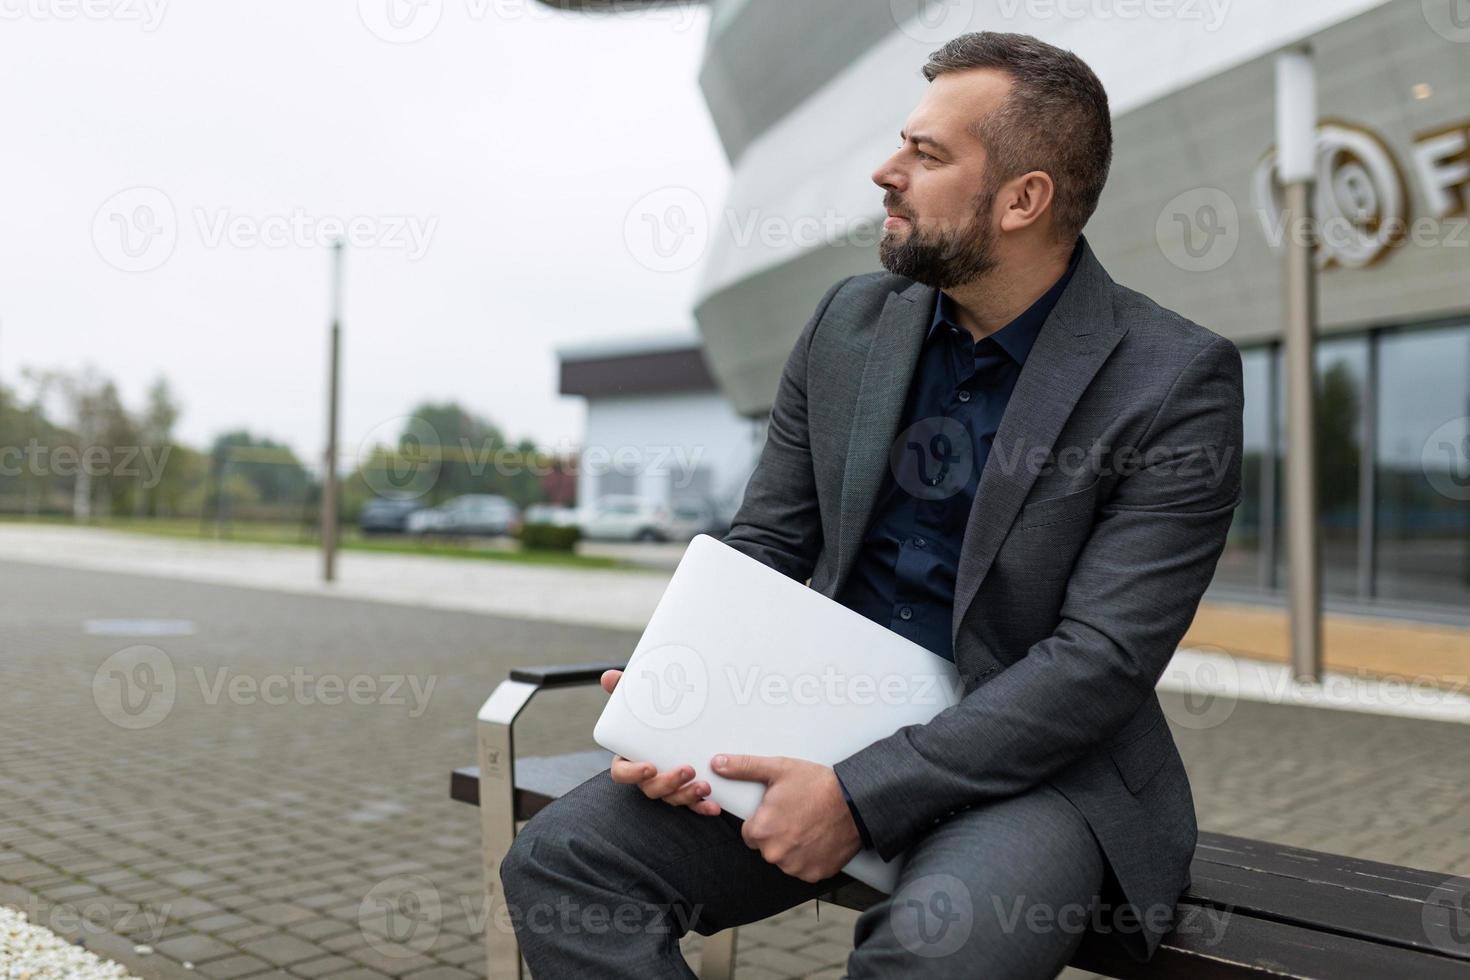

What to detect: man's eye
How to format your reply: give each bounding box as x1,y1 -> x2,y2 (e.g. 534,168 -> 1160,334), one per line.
915,150 -> 932,161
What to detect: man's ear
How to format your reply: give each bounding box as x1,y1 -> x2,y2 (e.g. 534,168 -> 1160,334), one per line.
998,171 -> 1056,233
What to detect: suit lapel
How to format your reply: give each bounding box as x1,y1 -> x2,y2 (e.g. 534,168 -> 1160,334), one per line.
834,281 -> 932,589
950,241 -> 1129,646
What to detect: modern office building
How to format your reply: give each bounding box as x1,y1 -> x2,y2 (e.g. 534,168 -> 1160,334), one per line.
546,0 -> 1470,627
557,333 -> 762,518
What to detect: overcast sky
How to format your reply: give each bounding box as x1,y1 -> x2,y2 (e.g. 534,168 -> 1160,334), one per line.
1,1 -> 726,466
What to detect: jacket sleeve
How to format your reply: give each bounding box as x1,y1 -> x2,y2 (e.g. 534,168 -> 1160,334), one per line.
720,276 -> 852,584
832,335 -> 1245,861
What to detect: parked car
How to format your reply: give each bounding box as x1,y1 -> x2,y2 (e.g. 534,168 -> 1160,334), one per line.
522,503 -> 580,528
406,494 -> 519,537
358,497 -> 424,534
671,496 -> 727,538
578,495 -> 719,542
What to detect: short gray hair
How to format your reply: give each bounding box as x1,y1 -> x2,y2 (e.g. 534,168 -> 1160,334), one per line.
923,32 -> 1112,242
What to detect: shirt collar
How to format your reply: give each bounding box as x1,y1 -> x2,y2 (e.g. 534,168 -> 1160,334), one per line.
927,235 -> 1085,366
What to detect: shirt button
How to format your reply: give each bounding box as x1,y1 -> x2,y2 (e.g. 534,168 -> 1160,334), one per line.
898,606 -> 914,621
913,536 -> 926,548
957,390 -> 972,403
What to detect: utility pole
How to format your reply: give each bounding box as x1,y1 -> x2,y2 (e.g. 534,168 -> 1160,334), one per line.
1276,48 -> 1323,682
322,240 -> 344,583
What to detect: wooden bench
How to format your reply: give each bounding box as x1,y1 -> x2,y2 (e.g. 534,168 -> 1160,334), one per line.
453,663 -> 1470,979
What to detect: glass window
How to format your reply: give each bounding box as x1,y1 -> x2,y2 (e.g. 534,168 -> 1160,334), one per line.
1374,323 -> 1470,606
1212,321 -> 1470,615
1263,337 -> 1368,599
1215,346 -> 1272,591
1314,338 -> 1368,598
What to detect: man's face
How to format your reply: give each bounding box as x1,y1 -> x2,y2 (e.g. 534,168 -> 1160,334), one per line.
871,68 -> 1011,288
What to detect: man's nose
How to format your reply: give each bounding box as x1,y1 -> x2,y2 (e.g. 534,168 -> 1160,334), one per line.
872,152 -> 906,192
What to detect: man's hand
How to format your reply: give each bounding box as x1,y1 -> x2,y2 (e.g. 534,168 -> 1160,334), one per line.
601,669 -> 720,816
712,753 -> 862,883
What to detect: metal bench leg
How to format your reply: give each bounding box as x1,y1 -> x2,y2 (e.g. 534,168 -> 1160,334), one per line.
477,680 -> 539,980
700,928 -> 739,980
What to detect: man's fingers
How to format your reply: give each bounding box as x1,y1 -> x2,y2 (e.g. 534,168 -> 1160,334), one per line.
600,669 -> 622,694
607,755 -> 719,814
663,780 -> 711,808
689,799 -> 721,817
640,765 -> 696,799
609,754 -> 655,784
712,753 -> 782,783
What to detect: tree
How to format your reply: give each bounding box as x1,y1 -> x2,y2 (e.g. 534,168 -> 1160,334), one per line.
208,431 -> 313,519
137,377 -> 181,516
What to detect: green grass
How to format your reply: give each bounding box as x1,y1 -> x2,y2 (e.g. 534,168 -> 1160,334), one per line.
0,515 -> 642,571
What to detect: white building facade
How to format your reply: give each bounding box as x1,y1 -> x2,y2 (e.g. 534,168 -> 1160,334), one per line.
558,334 -> 761,520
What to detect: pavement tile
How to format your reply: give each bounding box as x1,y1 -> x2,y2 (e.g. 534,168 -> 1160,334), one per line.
291,955 -> 357,977
167,896 -> 226,920
219,923 -> 280,944
346,946 -> 437,975
742,945 -> 832,977
187,912 -> 251,933
196,954 -> 273,979
247,902 -> 317,926
239,933 -> 323,966
287,917 -> 355,941
162,869 -> 219,888
156,933 -> 238,963
318,933 -> 367,954
436,942 -> 484,967
401,967 -> 477,980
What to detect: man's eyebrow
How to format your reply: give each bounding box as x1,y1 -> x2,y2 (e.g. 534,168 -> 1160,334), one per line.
899,130 -> 953,156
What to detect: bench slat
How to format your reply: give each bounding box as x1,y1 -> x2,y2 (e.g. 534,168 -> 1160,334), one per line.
1073,902 -> 1470,979
1196,831 -> 1466,899
1184,861 -> 1470,962
452,750 -> 612,818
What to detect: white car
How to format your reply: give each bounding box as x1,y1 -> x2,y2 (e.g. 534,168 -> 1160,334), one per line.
522,504 -> 580,528
406,494 -> 519,537
578,495 -> 717,542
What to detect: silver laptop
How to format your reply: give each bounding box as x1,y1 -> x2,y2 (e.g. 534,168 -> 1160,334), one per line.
593,533 -> 962,893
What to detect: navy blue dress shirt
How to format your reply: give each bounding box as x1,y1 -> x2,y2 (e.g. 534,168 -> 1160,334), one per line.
834,238 -> 1083,850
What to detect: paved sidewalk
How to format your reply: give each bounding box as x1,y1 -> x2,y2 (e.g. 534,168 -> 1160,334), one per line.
4,556 -> 1470,980
0,524 -> 670,630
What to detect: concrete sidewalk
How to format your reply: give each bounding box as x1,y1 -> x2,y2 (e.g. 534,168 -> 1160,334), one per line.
0,524 -> 672,631
4,560 -> 1470,980
6,524 -> 1467,729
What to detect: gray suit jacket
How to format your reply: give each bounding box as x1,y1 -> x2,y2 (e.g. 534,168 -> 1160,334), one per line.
721,238 -> 1244,962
